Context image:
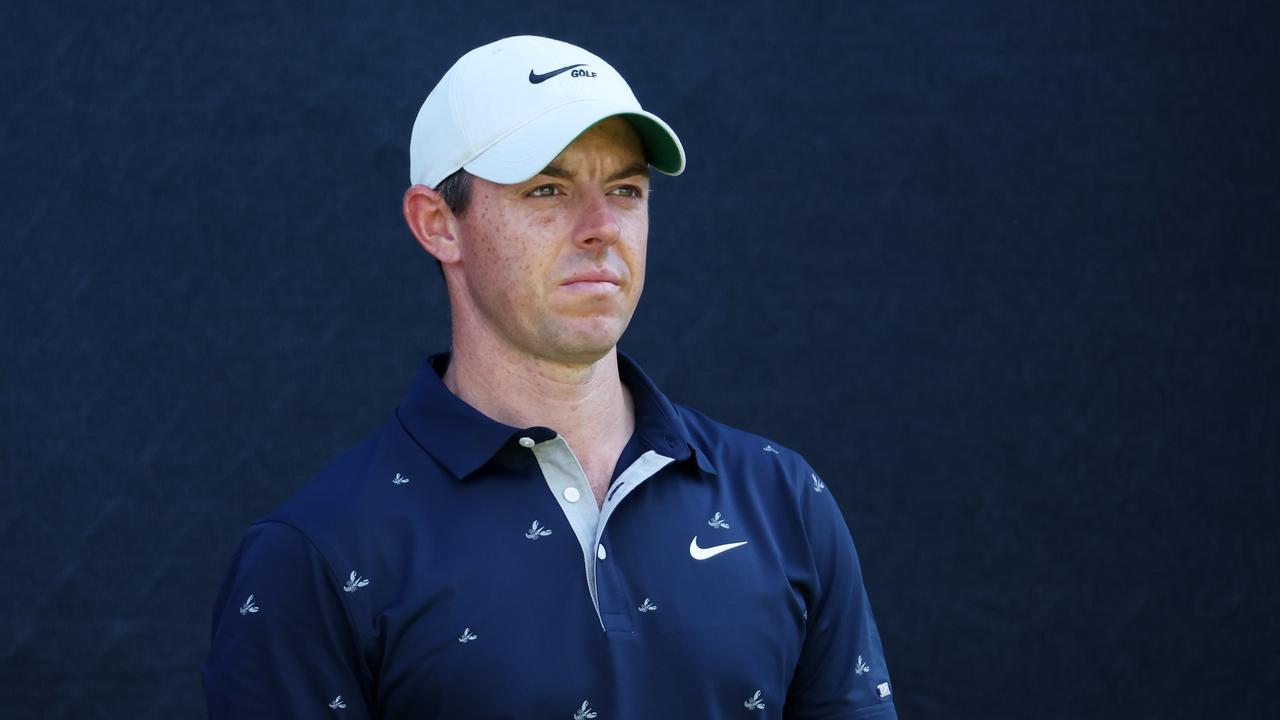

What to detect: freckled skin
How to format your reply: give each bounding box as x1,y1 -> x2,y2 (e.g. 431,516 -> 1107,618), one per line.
449,117 -> 650,366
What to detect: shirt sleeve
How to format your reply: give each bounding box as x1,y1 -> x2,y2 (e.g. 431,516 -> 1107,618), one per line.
203,521 -> 375,719
785,468 -> 898,720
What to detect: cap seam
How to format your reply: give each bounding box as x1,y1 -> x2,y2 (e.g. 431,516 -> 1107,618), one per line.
447,72 -> 475,174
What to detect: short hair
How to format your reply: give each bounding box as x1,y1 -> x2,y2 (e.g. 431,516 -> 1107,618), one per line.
437,168 -> 472,216
432,169 -> 472,278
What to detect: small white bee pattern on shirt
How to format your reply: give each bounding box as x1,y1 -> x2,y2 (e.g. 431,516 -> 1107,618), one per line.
811,472 -> 826,493
855,655 -> 870,675
573,700 -> 598,719
744,690 -> 766,710
329,695 -> 346,709
392,472 -> 410,485
239,594 -> 259,615
638,597 -> 657,613
707,512 -> 730,529
458,627 -> 478,643
343,571 -> 370,593
525,520 -> 553,539
762,444 -> 780,455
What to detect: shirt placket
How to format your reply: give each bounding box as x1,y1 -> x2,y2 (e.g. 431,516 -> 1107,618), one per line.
526,435 -> 673,631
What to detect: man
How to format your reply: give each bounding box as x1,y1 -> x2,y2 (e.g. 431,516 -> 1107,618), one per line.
204,35 -> 896,719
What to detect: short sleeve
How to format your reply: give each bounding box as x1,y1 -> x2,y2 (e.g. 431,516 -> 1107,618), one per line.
203,521 -> 375,719
785,469 -> 898,720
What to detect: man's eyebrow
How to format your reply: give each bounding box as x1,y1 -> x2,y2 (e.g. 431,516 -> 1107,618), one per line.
606,162 -> 651,183
533,162 -> 651,182
538,164 -> 573,179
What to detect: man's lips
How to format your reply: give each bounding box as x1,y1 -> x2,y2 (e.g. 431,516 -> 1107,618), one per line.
558,272 -> 622,288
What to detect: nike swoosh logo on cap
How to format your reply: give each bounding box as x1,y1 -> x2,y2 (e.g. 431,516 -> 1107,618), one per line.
528,63 -> 586,84
689,536 -> 748,560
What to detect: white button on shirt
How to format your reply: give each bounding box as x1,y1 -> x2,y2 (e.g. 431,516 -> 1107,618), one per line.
597,544 -> 607,560
518,437 -> 535,448
563,487 -> 581,503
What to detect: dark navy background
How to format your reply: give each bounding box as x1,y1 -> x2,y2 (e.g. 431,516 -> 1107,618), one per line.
3,1 -> 1277,717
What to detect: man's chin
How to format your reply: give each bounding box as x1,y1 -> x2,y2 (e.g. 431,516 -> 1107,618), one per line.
536,322 -> 629,366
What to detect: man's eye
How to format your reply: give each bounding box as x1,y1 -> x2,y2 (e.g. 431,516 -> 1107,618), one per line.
527,184 -> 558,197
612,185 -> 644,198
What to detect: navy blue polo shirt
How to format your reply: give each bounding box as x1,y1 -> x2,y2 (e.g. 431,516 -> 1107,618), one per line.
203,352 -> 896,719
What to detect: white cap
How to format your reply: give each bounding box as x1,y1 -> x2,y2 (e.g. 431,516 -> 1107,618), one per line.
409,36 -> 685,188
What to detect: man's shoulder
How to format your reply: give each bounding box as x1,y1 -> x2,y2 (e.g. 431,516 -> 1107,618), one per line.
671,400 -> 818,490
253,412 -> 440,557
670,401 -> 843,557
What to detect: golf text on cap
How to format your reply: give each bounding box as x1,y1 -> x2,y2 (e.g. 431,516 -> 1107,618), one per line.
528,64 -> 597,83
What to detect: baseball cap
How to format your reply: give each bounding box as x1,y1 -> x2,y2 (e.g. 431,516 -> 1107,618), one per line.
409,35 -> 685,189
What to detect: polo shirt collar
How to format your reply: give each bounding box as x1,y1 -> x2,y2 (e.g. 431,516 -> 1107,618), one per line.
396,350 -> 716,480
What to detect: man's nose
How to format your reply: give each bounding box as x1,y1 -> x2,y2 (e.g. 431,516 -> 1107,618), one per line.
571,192 -> 621,250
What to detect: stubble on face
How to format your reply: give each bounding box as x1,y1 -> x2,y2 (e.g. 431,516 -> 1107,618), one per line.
449,117 -> 650,368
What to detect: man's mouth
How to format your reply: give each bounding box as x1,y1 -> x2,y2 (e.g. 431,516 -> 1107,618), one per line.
559,271 -> 623,290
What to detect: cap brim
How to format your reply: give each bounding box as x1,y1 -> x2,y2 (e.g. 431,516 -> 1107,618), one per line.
463,100 -> 685,184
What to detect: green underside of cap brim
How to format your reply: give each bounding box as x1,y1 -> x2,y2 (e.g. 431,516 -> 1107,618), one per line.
618,113 -> 685,176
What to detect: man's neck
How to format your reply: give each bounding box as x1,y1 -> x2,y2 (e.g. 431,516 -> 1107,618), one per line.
443,332 -> 635,502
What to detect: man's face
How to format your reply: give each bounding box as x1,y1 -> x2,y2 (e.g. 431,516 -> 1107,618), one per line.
450,116 -> 650,365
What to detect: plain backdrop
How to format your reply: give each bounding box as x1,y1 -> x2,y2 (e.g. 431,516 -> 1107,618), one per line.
2,1 -> 1277,717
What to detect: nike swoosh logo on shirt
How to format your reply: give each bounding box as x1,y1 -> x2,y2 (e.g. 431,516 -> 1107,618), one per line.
689,536 -> 748,560
528,63 -> 586,84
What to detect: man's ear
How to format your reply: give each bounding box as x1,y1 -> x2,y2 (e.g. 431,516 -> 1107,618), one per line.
403,184 -> 462,264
